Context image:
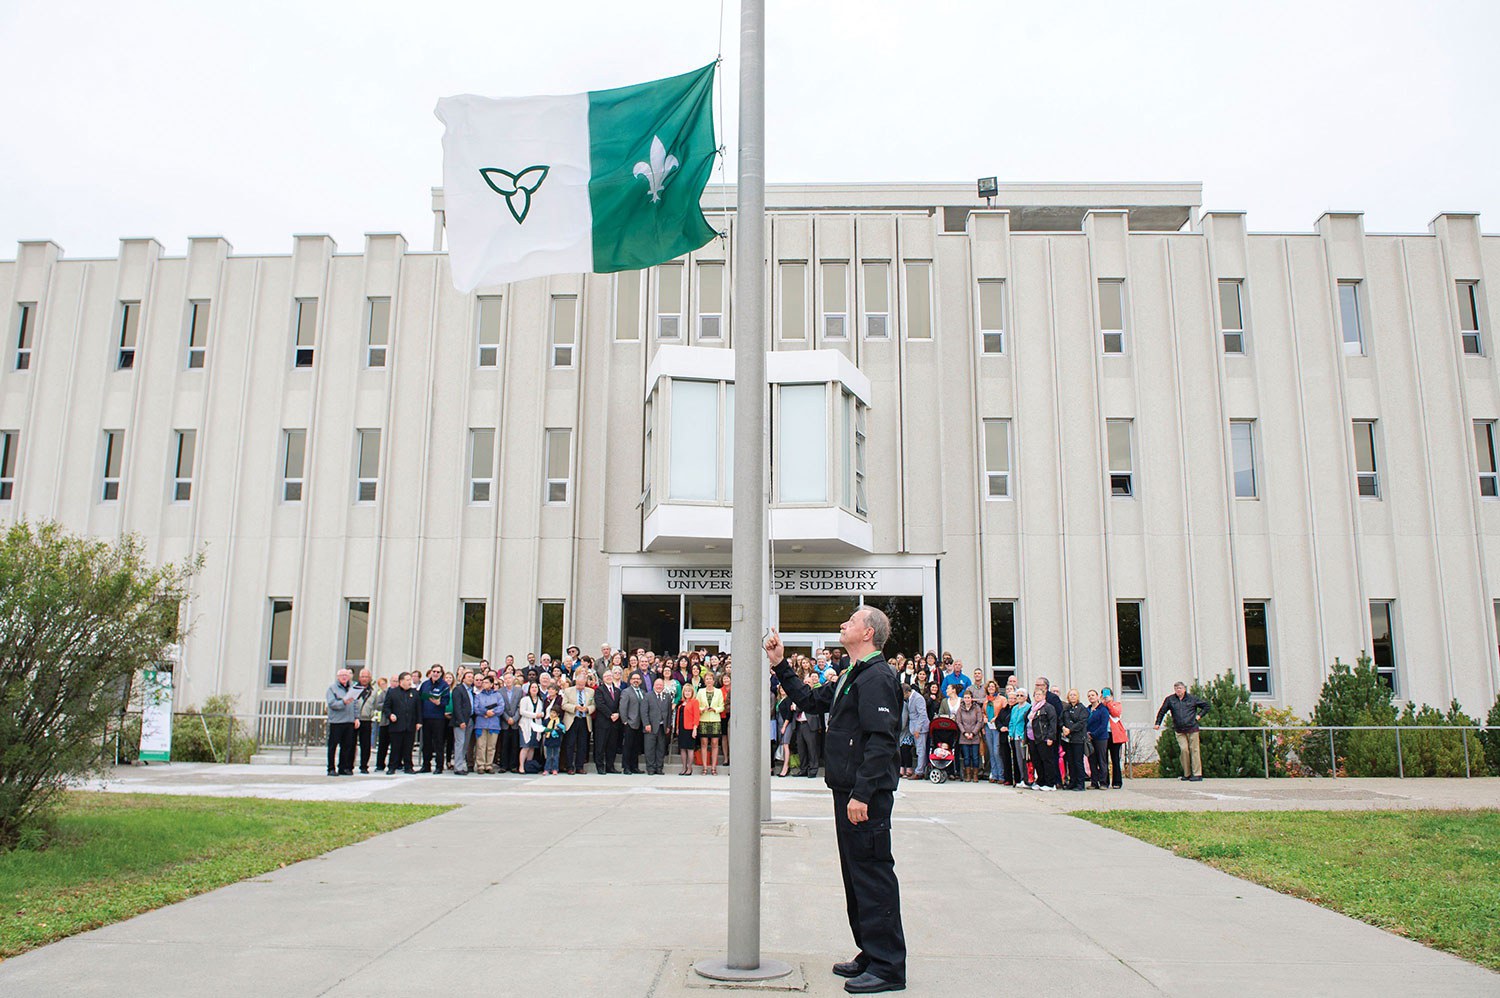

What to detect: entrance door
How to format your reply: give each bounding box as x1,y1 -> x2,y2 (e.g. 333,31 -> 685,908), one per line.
777,632 -> 843,662
681,629 -> 730,655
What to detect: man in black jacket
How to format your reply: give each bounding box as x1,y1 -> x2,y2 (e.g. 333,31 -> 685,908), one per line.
383,672 -> 420,775
1155,681 -> 1210,781
767,607 -> 906,995
594,671 -> 623,774
448,671 -> 474,775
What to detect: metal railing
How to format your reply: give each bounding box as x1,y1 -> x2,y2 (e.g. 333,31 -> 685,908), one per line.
1124,723 -> 1492,779
107,711 -> 259,765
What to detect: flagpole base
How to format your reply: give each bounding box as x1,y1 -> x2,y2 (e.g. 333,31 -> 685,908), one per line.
691,958 -> 795,984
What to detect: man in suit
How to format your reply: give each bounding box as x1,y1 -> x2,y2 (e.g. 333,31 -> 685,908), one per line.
593,668 -> 623,774
497,673 -> 523,772
619,669 -> 647,774
791,690 -> 823,778
766,607 -> 906,995
561,665 -> 594,774
383,671 -> 420,775
448,669 -> 474,775
642,676 -> 674,775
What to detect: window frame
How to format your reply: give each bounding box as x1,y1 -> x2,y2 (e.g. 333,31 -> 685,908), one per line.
544,427 -> 572,505
779,261 -> 807,342
822,261 -> 849,341
549,294 -> 578,369
1218,278 -> 1246,355
1115,599 -> 1147,696
1368,599 -> 1399,693
469,427 -> 495,504
293,298 -> 317,369
100,429 -> 123,502
1475,420 -> 1499,498
978,279 -> 1005,354
0,429 -> 16,501
354,428 -> 380,504
538,600 -> 565,660
861,261 -> 890,340
185,300 -> 209,370
1353,419 -> 1380,499
266,597 -> 293,687
1106,418 -> 1135,498
1337,280 -> 1365,357
461,600 -> 488,664
14,302 -> 35,371
343,599 -> 371,674
117,301 -> 140,370
476,295 -> 502,367
1230,419 -> 1258,499
903,260 -> 933,341
1098,279 -> 1126,355
656,263 -> 683,341
1243,600 -> 1273,697
365,296 -> 391,369
282,428 -> 306,503
983,417 -> 1012,500
1458,280 -> 1483,356
172,429 -> 196,503
697,261 -> 724,342
989,599 -> 1018,684
614,271 -> 643,342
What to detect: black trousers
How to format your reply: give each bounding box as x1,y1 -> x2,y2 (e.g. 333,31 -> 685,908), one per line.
1065,741 -> 1086,789
421,719 -> 447,771
594,723 -> 621,773
375,724 -> 390,772
327,722 -> 355,773
499,725 -> 520,771
357,722 -> 373,772
621,726 -> 643,773
1031,739 -> 1059,787
832,790 -> 906,984
1089,738 -> 1109,787
796,724 -> 821,774
386,729 -> 415,772
563,722 -> 590,772
1106,740 -> 1124,787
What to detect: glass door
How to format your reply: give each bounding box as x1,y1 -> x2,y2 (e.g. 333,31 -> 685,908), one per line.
681,629 -> 729,654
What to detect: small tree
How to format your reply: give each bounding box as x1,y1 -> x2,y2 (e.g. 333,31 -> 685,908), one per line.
1484,694 -> 1500,777
1308,654 -> 1396,776
1154,671 -> 1262,778
0,522 -> 195,848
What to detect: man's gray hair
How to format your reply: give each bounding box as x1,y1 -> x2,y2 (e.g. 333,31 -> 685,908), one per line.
860,606 -> 891,650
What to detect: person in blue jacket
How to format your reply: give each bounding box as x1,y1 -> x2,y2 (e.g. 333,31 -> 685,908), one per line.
1086,690 -> 1112,790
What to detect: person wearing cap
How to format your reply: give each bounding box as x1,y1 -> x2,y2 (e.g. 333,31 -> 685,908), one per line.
1102,687 -> 1127,787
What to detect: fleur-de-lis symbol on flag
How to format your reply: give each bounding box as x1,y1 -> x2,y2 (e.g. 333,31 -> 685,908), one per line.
633,136 -> 679,204
480,165 -> 550,224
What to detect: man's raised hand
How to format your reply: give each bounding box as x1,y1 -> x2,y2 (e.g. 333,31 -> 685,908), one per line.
763,629 -> 785,669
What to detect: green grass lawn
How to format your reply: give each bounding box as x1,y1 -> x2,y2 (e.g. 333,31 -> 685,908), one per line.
0,793 -> 452,958
1078,809 -> 1500,970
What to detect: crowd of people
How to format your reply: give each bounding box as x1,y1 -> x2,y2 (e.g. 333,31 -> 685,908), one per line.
322,645 -> 1210,785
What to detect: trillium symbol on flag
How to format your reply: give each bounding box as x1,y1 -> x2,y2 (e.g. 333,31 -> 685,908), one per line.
480,165 -> 550,224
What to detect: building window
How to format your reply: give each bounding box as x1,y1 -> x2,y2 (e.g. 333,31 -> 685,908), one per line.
1476,421 -> 1498,498
778,383 -> 827,503
862,261 -> 890,339
1098,280 -> 1125,354
657,263 -> 683,340
461,600 -> 486,664
469,428 -> 495,503
983,418 -> 1011,499
615,272 -> 642,341
1106,419 -> 1134,497
538,600 -> 564,660
117,302 -> 140,370
1458,281 -> 1482,355
1218,279 -> 1245,354
669,380 -> 721,501
267,598 -> 293,686
989,600 -> 1017,685
1353,420 -> 1380,498
544,428 -> 571,504
1337,280 -> 1364,356
100,430 -> 123,502
642,398 -> 655,512
172,429 -> 196,502
780,262 -> 806,341
0,430 -> 15,501
1230,420 -> 1257,499
344,599 -> 370,673
978,280 -> 1005,354
854,403 -> 867,516
476,295 -> 502,367
904,262 -> 932,340
293,299 -> 317,368
698,262 -> 724,341
1116,600 -> 1145,694
1244,601 -> 1272,696
366,297 -> 390,368
822,262 -> 848,340
186,301 -> 209,369
1369,600 -> 1397,692
550,295 -> 577,368
282,429 -> 306,502
355,429 -> 380,503
14,302 -> 35,371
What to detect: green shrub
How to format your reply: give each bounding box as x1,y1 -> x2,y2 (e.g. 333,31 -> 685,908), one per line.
1309,654 -> 1396,776
1395,701 -> 1481,778
171,695 -> 258,764
1154,672 -> 1263,778
1484,695 -> 1500,777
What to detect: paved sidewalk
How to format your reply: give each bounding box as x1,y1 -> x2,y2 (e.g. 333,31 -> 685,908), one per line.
0,767 -> 1495,997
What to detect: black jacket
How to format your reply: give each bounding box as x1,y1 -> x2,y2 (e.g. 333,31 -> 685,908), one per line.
774,652 -> 900,802
449,682 -> 474,726
1029,701 -> 1059,744
384,686 -> 420,732
1155,692 -> 1209,731
1059,703 -> 1090,744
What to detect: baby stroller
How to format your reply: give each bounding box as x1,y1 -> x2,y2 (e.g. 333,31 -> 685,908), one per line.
927,716 -> 960,784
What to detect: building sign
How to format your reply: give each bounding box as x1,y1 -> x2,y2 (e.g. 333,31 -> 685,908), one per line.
621,565 -> 924,595
139,669 -> 173,763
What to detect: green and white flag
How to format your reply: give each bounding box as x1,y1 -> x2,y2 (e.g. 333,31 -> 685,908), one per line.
436,63 -> 719,292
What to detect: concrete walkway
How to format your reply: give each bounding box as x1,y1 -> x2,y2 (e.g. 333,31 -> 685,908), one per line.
1,767 -> 1495,997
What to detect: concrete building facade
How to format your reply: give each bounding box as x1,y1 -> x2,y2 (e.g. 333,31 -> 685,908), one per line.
3,182 -> 1498,727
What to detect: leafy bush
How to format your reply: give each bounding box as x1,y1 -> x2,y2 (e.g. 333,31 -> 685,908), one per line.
1485,695 -> 1500,777
0,522 -> 196,849
1396,701 -> 1481,778
1155,672 -> 1263,778
1258,704 -> 1313,777
170,695 -> 258,764
1308,654 -> 1396,776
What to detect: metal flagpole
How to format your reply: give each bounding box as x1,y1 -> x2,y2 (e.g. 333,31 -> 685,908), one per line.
694,0 -> 790,982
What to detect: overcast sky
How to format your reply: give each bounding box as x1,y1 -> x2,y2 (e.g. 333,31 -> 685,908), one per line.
2,0 -> 1495,258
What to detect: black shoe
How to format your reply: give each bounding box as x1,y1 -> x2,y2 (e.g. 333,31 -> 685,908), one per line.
403,768 -> 417,774
359,768 -> 369,774
384,769 -> 395,775
844,972 -> 904,994
1179,775 -> 1191,781
1189,775 -> 1203,782
326,769 -> 337,776
832,960 -> 866,979
806,770 -> 819,778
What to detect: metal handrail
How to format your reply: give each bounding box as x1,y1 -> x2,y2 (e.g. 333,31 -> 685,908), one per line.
1122,722 -> 1492,779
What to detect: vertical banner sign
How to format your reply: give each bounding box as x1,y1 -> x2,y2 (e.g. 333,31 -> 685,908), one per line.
139,669 -> 173,763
